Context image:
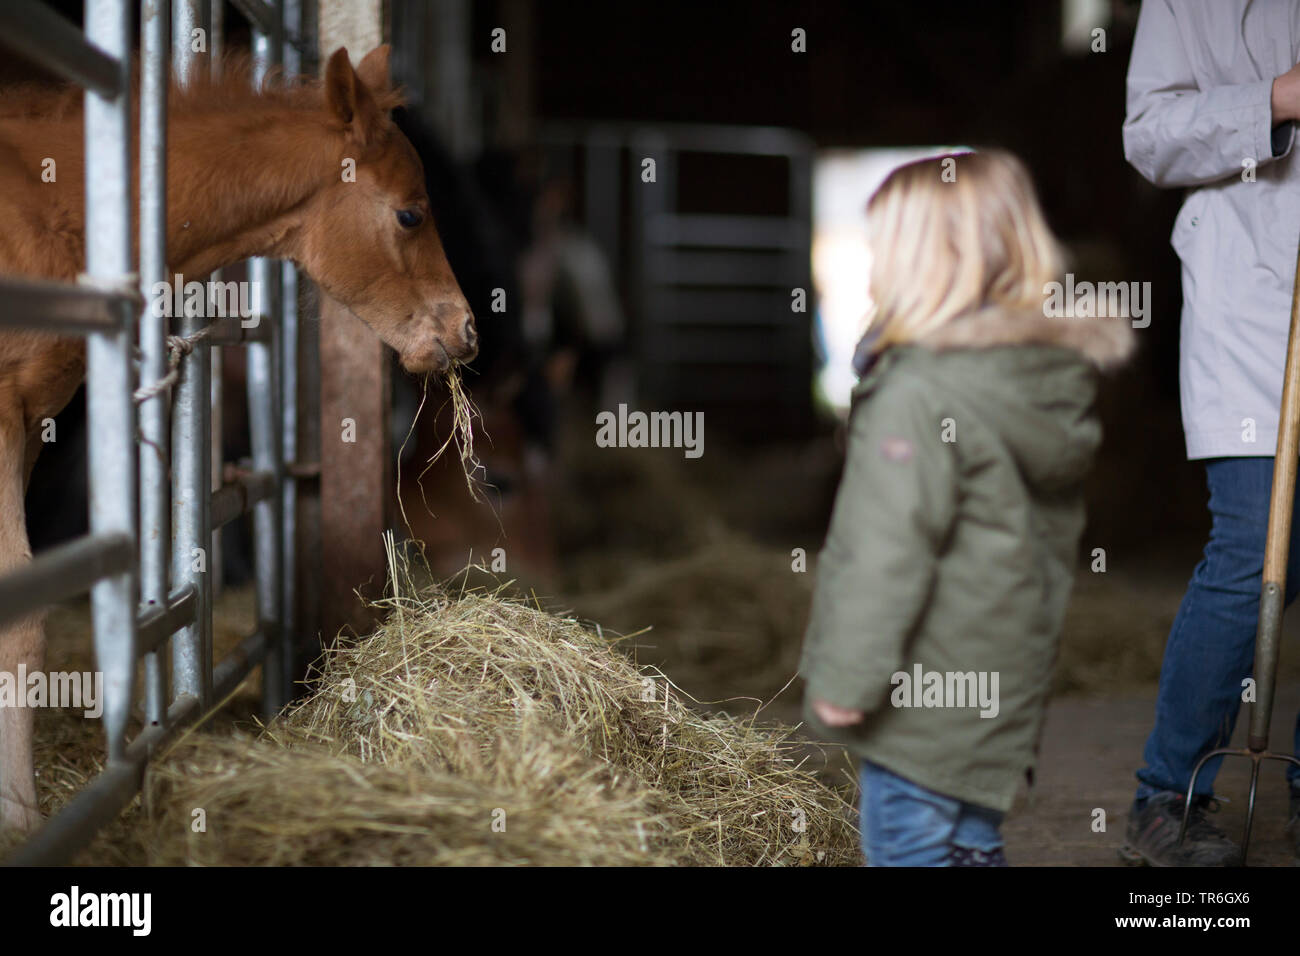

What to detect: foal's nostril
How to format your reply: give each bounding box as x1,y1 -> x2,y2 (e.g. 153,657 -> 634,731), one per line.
462,312 -> 477,348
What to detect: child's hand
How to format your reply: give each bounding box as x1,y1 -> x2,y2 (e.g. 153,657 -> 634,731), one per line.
812,699 -> 864,726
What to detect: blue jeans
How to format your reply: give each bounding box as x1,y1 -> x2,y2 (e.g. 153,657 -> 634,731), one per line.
1136,457 -> 1300,804
859,761 -> 1006,866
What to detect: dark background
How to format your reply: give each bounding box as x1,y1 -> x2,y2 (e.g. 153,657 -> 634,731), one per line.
15,0 -> 1200,563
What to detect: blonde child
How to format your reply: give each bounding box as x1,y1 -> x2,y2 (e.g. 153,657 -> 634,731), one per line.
800,150 -> 1133,866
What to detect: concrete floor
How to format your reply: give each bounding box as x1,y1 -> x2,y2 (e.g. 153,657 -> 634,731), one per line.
1003,686 -> 1300,867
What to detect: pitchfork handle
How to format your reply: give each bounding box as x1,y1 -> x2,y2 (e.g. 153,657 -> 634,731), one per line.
1251,240 -> 1300,751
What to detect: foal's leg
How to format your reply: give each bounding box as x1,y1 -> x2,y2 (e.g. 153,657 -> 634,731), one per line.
0,414 -> 43,831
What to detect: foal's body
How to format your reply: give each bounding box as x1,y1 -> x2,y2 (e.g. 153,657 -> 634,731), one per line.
0,46 -> 476,830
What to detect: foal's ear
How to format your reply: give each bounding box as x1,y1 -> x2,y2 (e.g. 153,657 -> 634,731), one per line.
355,45 -> 392,95
324,46 -> 383,146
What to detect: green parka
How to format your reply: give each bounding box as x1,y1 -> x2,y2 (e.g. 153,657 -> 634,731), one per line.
800,309 -> 1134,811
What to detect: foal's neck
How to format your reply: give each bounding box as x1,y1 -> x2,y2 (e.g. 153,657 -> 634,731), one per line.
165,102 -> 341,276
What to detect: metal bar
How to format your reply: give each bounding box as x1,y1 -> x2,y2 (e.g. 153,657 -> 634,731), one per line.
4,693 -> 200,866
646,214 -> 807,250
646,289 -> 795,327
204,315 -> 273,345
0,277 -> 135,334
230,0 -> 311,54
250,9 -> 286,711
211,470 -> 277,530
84,0 -> 137,766
207,0 -> 226,611
136,585 -> 197,657
171,0 -> 213,711
209,275 -> 225,601
211,0 -> 225,69
230,0 -> 276,35
212,629 -> 268,701
0,0 -> 123,97
280,262 -> 298,693
172,0 -> 201,78
0,535 -> 131,632
139,0 -> 172,728
642,250 -> 803,288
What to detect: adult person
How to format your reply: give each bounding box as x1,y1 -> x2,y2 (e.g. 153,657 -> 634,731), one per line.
1122,0 -> 1300,866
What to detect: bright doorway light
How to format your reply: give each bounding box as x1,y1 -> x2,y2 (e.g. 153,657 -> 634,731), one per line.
812,147 -> 962,414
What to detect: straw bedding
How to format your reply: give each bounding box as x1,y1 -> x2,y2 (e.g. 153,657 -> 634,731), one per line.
135,547 -> 859,866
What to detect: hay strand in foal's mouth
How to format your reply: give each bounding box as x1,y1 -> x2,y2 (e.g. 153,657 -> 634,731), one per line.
433,365 -> 486,500
396,364 -> 488,536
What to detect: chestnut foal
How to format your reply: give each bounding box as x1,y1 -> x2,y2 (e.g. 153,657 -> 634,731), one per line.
0,45 -> 476,830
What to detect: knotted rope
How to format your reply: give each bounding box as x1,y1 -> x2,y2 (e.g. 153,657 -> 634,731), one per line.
133,325 -> 213,405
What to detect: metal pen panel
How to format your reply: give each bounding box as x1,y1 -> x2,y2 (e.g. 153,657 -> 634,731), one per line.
84,0 -> 137,764
2,0 -> 325,867
170,0 -> 213,710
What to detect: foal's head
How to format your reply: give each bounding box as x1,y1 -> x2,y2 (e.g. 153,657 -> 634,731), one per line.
298,46 -> 477,374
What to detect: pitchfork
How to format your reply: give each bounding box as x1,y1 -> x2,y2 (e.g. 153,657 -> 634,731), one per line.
1176,245 -> 1300,865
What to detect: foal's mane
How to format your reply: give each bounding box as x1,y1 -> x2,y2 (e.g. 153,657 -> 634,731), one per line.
0,51 -> 406,121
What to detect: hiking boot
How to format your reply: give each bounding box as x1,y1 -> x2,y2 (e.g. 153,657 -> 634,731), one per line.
1119,792 -> 1240,867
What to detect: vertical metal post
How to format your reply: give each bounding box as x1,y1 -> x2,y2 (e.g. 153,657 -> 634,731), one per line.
139,0 -> 171,726
208,0 -> 225,600
251,7 -> 286,711
171,0 -> 212,709
84,0 -> 137,761
280,0 -> 301,700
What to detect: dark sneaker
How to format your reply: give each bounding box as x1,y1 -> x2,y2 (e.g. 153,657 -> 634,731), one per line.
1119,792 -> 1240,867
946,845 -> 1008,867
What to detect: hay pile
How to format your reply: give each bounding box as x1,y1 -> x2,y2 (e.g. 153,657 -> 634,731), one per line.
567,530 -> 812,706
139,554 -> 858,866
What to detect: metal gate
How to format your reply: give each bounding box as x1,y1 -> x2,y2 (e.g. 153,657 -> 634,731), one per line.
542,123 -> 815,441
0,0 -> 314,864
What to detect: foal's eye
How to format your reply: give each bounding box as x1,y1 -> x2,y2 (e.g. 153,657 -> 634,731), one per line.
396,208 -> 424,229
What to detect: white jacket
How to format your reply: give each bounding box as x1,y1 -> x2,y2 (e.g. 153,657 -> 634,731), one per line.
1124,0 -> 1300,459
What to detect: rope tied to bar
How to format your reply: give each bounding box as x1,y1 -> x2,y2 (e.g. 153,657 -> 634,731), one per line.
133,325 -> 214,405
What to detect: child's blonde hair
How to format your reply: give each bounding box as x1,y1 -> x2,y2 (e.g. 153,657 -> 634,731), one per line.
863,149 -> 1063,350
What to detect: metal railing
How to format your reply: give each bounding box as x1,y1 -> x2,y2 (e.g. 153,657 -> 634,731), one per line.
0,0 -> 313,865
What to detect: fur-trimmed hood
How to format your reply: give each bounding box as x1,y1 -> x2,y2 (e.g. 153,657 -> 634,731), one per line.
916,307 -> 1137,371
853,308 -> 1137,378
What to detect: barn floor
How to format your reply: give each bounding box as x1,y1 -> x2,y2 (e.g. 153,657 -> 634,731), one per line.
14,540 -> 1300,866
1005,689 -> 1300,867
13,430 -> 1300,866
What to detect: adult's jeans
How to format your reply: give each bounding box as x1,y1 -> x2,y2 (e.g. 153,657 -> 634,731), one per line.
1136,457 -> 1300,803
